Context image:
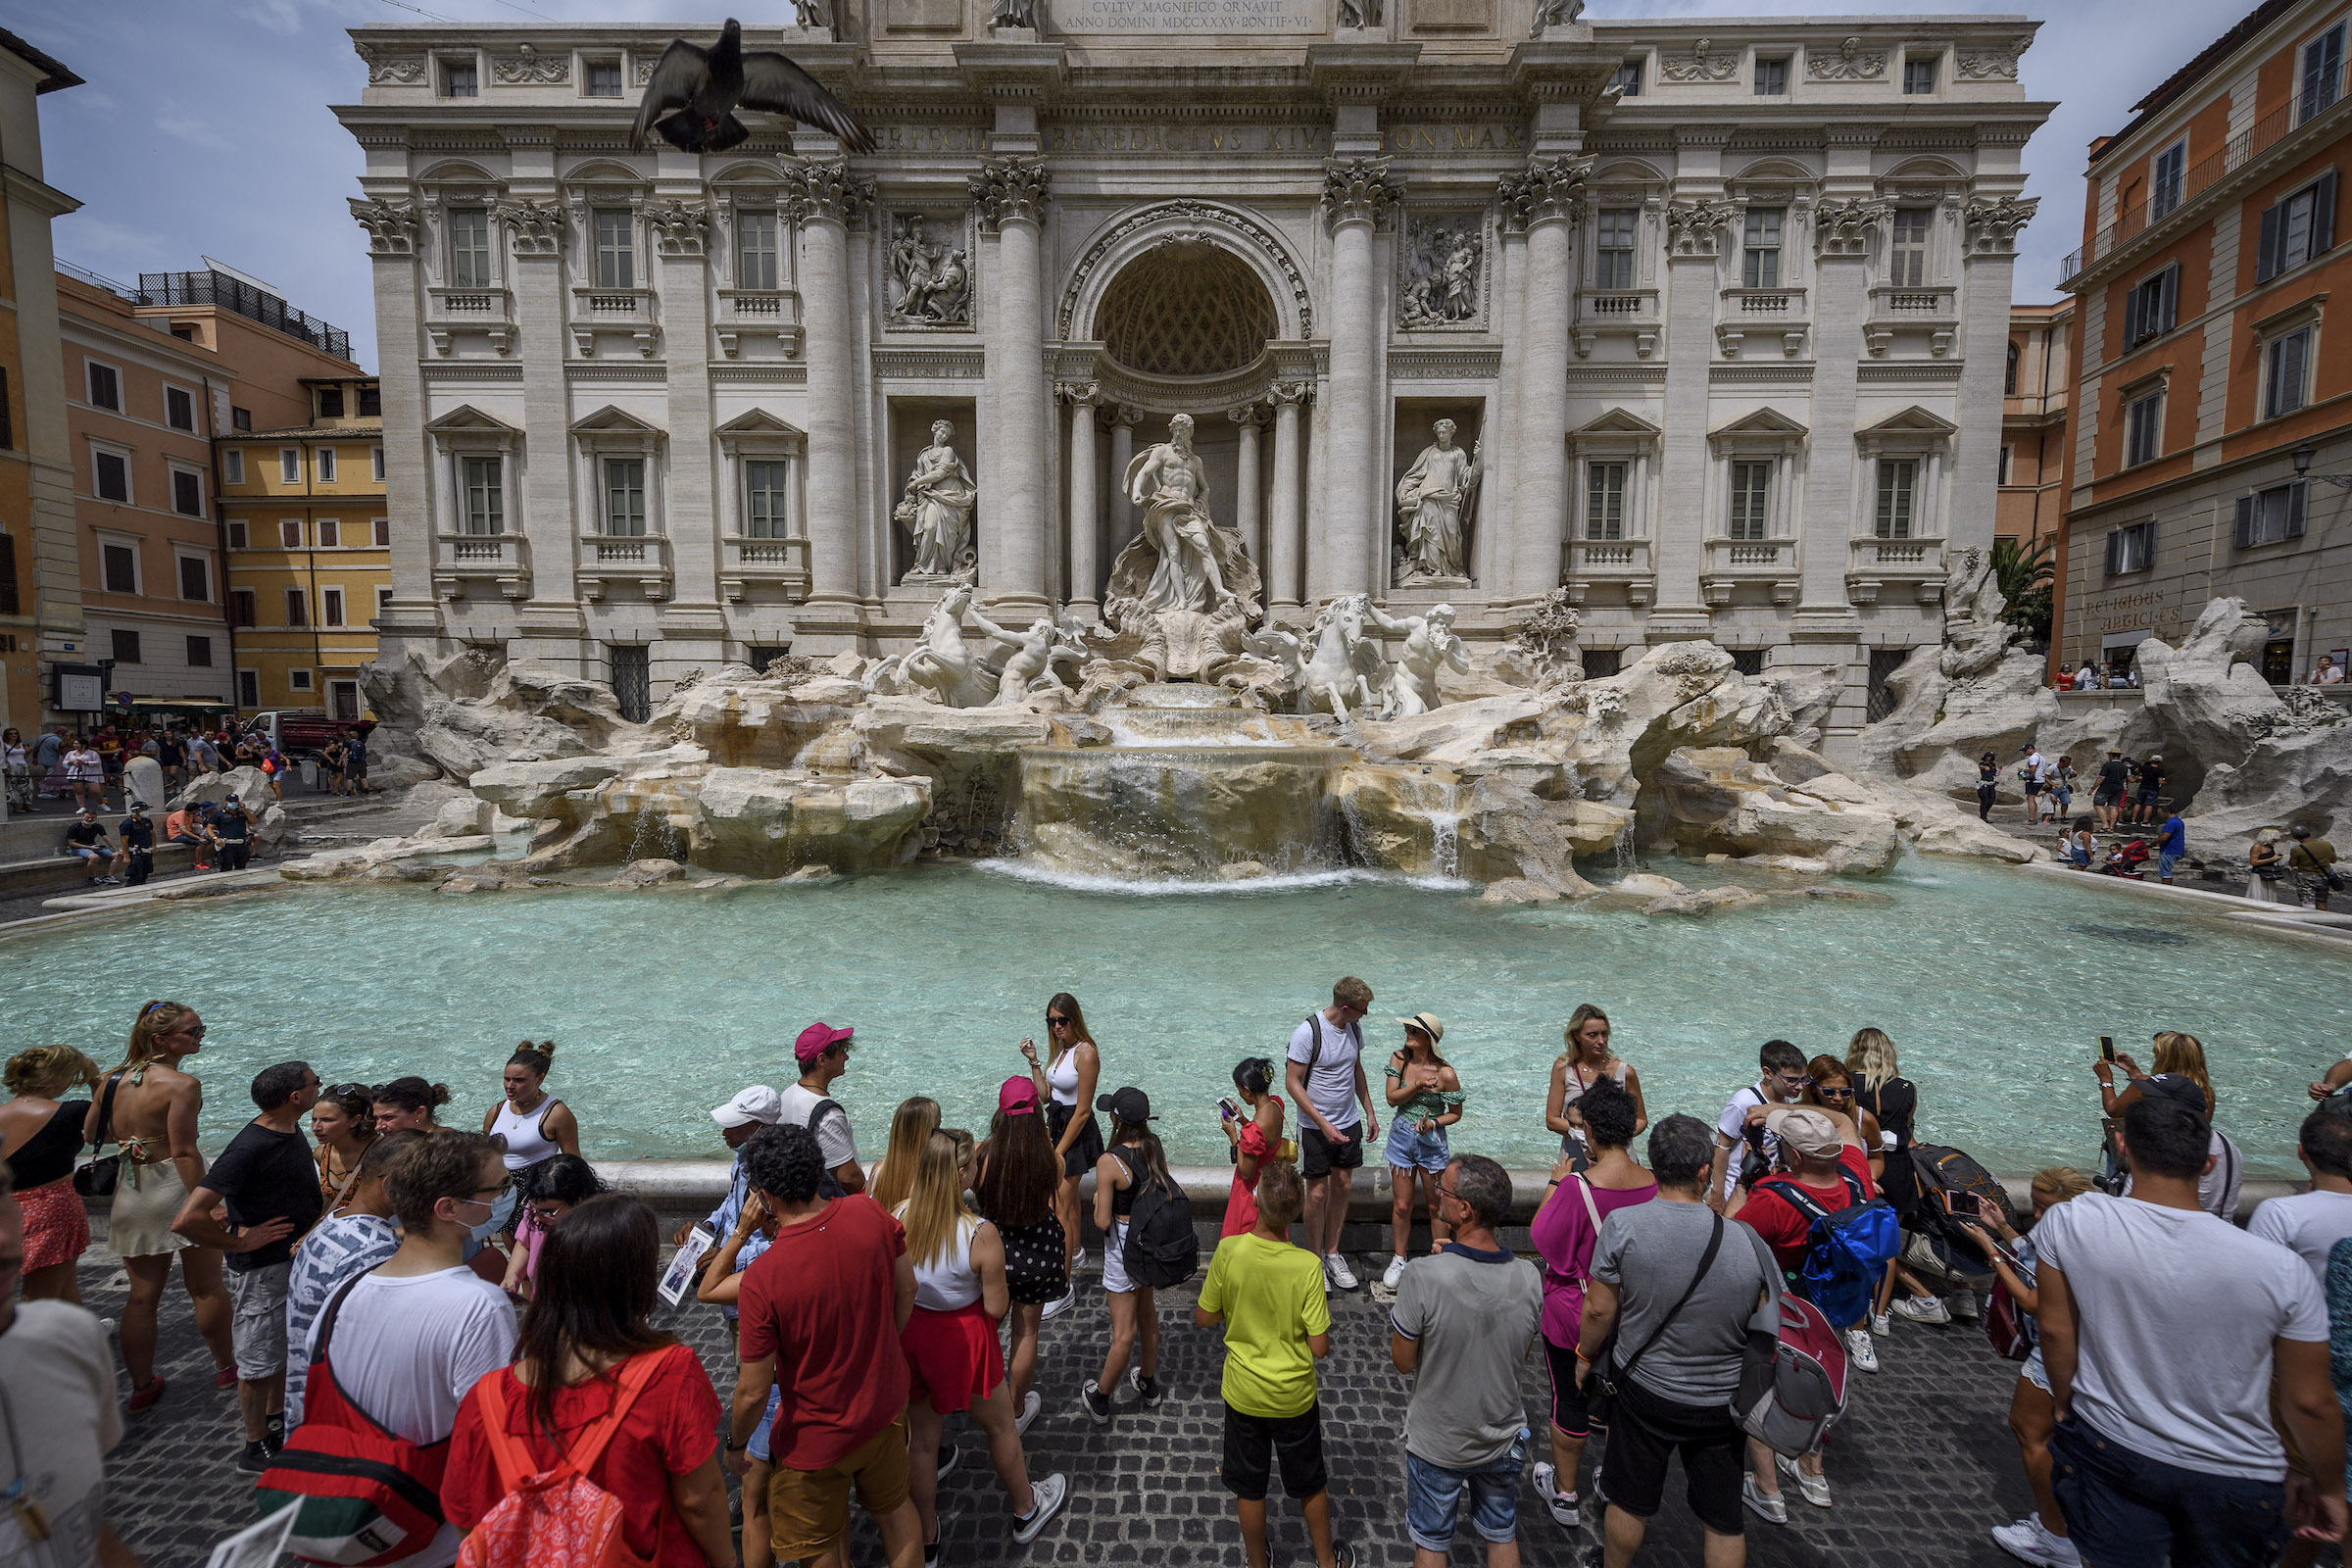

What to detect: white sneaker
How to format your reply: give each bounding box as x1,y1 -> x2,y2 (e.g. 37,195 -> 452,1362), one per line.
1992,1513 -> 2081,1567
1531,1461 -> 1578,1529
1740,1474 -> 1788,1525
1041,1279 -> 1078,1320
1382,1255 -> 1406,1291
1010,1472 -> 1068,1544
1775,1453 -> 1831,1508
1869,1311 -> 1892,1338
1946,1290 -> 1981,1321
1325,1252 -> 1358,1291
1015,1390 -> 1041,1436
1843,1326 -> 1880,1373
1893,1295 -> 1951,1325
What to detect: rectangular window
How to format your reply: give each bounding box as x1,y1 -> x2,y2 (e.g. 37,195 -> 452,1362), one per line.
2302,23 -> 2344,122
232,406 -> 251,432
2234,481 -> 2310,548
373,518 -> 391,547
603,458 -> 647,535
2105,518 -> 2156,575
2150,142 -> 2186,220
1728,461 -> 1772,540
737,210 -> 781,291
2123,265 -> 2179,345
1594,209 -> 1638,290
1903,56 -> 1937,94
358,385 -> 380,417
165,385 -> 196,431
594,209 -> 635,289
587,61 -> 624,97
1586,462 -> 1627,541
371,446 -> 386,482
318,518 -> 340,548
187,635 -> 213,668
449,208 -> 492,289
318,387 -> 345,419
1753,57 -> 1788,95
285,588 -> 309,627
463,457 -> 504,534
322,587 -> 346,627
1998,446 -> 2013,486
226,520 -> 249,549
0,534 -> 14,616
111,629 -> 141,664
280,519 -> 303,548
172,468 -> 203,516
2126,391 -> 2164,466
1888,208 -> 1932,288
237,669 -> 259,708
2257,174 -> 2339,281
443,60 -> 477,98
0,368 -> 11,451
280,448 -> 301,483
177,554 -> 210,602
1610,60 -> 1642,96
94,452 -> 128,503
86,362 -> 119,410
290,669 -> 314,692
230,589 -> 257,628
1873,460 -> 1918,539
610,645 -> 651,723
1741,208 -> 1784,288
101,543 -> 136,595
223,449 -> 245,484
376,586 -> 395,617
2266,326 -> 2313,419
317,448 -> 337,483
746,462 -> 791,538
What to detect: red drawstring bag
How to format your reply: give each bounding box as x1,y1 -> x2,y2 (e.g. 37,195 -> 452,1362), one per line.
453,1350 -> 670,1568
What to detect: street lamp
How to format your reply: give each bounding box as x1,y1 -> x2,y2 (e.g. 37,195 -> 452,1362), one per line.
2293,442 -> 2352,489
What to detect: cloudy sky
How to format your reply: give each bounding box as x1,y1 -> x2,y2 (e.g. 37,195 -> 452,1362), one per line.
11,0 -> 2223,370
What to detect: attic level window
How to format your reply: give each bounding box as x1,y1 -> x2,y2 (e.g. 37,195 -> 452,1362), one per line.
1753,57 -> 1788,95
318,388 -> 345,418
232,407 -> 251,432
358,386 -> 381,417
1610,60 -> 1642,96
443,60 -> 477,98
1903,56 -> 1937,94
587,61 -> 623,97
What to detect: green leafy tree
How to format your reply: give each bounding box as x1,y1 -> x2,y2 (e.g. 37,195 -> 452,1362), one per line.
1991,534 -> 2055,644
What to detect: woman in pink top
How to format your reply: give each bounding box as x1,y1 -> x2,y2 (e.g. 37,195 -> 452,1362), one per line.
499,1153 -> 605,1302
1216,1056 -> 1286,1239
1527,1076 -> 1656,1526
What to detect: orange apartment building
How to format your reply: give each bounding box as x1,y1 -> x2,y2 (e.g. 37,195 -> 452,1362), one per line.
1999,301 -> 2072,547
2057,0 -> 2352,684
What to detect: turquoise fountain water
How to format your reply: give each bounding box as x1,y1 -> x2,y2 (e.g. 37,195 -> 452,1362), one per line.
5,858 -> 2346,1177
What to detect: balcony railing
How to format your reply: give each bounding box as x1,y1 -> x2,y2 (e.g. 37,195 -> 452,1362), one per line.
2063,59 -> 2347,278
425,285 -> 515,356
1845,534 -> 1947,605
720,533 -> 812,602
137,270 -> 351,360
576,532 -> 673,601
1700,537 -> 1799,605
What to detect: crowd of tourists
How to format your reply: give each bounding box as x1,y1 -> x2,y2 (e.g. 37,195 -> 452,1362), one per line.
4,982 -> 2350,1568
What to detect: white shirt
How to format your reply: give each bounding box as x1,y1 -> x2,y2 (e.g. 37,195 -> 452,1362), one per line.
777,1082 -> 860,1171
0,1301 -> 120,1568
1287,1011 -> 1365,1131
2248,1188 -> 2352,1289
2034,1194 -> 2325,1481
2027,751 -> 2053,784
1714,1083 -> 1782,1202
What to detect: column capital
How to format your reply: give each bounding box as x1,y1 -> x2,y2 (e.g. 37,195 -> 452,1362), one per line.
971,156 -> 1050,232
1321,157 -> 1404,232
1664,198 -> 1739,259
1812,196 -> 1887,258
1964,194 -> 2038,256
1268,380 -> 1312,409
786,159 -> 874,227
646,198 -> 710,258
1501,154 -> 1592,229
1110,404 -> 1144,430
1057,378 -> 1102,407
1229,404 -> 1264,429
495,197 -> 562,259
350,198 -> 420,257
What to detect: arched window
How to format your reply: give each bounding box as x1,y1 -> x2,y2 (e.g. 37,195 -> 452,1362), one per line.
2005,340 -> 2021,396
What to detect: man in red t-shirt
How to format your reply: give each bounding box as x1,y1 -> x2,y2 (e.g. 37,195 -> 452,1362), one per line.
726,1122 -> 922,1568
1735,1104 -> 1874,1518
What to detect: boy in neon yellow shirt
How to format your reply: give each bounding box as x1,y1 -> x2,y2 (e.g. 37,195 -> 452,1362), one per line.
1195,1160 -> 1354,1568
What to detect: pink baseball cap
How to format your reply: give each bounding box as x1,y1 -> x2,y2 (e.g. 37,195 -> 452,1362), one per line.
999,1076 -> 1040,1115
794,1021 -> 855,1064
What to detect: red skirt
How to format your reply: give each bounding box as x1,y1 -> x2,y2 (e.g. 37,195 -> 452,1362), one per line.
899,1301 -> 1003,1414
21,1178 -> 89,1273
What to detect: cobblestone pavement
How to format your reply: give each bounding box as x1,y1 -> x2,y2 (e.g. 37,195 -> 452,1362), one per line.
87,1251 -> 2032,1568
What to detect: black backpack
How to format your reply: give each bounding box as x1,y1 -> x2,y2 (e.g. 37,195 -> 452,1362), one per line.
1114,1148 -> 1198,1289
807,1097 -> 850,1200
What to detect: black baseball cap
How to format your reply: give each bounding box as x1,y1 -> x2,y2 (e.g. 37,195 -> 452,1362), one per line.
1096,1086 -> 1153,1123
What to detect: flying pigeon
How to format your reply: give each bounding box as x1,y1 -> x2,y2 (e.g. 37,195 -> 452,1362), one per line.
631,19 -> 874,155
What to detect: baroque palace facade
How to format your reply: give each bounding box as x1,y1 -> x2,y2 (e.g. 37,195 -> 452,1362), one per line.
338,10 -> 2049,733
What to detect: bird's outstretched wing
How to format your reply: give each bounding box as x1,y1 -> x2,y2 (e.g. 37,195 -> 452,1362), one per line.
739,50 -> 875,153
631,39 -> 710,150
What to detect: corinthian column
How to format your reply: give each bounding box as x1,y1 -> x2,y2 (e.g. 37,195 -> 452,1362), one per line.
973,156 -> 1052,615
1231,405 -> 1264,569
1063,382 -> 1102,618
1267,383 -> 1308,610
787,159 -> 870,648
1506,156 -> 1591,604
1314,158 -> 1403,602
1109,406 -> 1140,557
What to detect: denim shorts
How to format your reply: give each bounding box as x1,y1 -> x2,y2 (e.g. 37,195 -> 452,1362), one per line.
1404,1435 -> 1526,1552
749,1385 -> 783,1463
1384,1117 -> 1451,1172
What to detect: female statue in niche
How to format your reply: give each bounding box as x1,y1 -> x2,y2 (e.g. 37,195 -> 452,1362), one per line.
1395,417 -> 1480,584
895,420 -> 978,580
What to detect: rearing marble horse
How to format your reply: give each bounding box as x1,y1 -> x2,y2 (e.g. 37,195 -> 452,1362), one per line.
1298,594 -> 1380,722
866,584 -> 997,708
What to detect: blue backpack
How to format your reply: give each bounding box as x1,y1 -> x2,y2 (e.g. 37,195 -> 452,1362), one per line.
1756,1167 -> 1900,1330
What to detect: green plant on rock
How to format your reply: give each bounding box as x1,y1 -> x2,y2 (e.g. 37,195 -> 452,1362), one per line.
1991,534 -> 2055,644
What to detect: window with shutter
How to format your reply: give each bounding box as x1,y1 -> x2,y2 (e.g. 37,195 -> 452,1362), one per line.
2259,201 -> 2284,283
2106,520 -> 2155,574
2301,23 -> 2344,123
2239,481 -> 2313,547
2235,495 -> 2257,550
2266,328 -> 2312,419
2126,393 -> 2164,466
2105,530 -> 2122,575
1586,463 -> 1627,540
2151,142 -> 2186,220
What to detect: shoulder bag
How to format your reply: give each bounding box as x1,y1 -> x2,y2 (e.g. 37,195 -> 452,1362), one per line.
1585,1212 -> 1725,1431
72,1072 -> 126,1200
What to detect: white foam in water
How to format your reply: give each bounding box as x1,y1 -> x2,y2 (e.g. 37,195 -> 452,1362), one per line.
976,858 -> 1474,897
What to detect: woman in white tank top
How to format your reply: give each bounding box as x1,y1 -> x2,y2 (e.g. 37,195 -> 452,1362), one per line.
1020,991 -> 1101,1312
895,1130 -> 1068,1553
478,1041 -> 579,1236
1544,1004 -> 1647,1165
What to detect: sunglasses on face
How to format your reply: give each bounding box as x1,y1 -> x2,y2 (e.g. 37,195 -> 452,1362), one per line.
172,1025 -> 208,1039
1046,1014 -> 1071,1027
1816,1085 -> 1854,1101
